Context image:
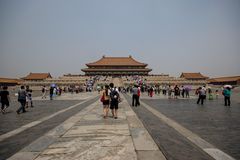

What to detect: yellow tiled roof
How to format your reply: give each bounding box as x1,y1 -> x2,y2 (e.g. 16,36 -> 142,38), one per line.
0,77 -> 22,84
23,73 -> 52,80
86,56 -> 147,66
180,73 -> 208,79
208,76 -> 240,82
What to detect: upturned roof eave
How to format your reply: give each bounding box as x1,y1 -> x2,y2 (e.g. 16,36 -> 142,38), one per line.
86,63 -> 147,67
81,68 -> 152,72
208,76 -> 240,82
22,73 -> 52,80
180,72 -> 208,79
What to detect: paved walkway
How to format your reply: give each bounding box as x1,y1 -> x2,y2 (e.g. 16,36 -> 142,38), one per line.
8,95 -> 165,160
125,93 -> 239,160
3,91 -> 239,160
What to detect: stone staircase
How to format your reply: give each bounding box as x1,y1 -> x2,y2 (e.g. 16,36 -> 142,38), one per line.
111,77 -> 124,87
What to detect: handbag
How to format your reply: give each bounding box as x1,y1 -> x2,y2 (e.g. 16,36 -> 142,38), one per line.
100,95 -> 104,102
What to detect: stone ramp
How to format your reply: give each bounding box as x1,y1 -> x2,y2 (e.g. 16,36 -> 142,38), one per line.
8,95 -> 165,160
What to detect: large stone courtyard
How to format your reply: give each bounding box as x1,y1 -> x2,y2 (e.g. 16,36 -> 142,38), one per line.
0,89 -> 239,160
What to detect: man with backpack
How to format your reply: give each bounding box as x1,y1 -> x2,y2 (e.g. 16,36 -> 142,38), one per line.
109,83 -> 120,119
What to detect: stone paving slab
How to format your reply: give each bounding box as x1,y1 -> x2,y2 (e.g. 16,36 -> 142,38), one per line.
22,135 -> 58,152
121,97 -> 166,159
139,99 -> 236,160
8,94 -> 166,160
6,97 -> 98,160
8,152 -> 40,160
0,100 -> 82,135
62,124 -> 130,137
141,98 -> 240,159
34,97 -> 137,160
46,122 -> 75,137
137,151 -> 167,160
35,137 -> 136,160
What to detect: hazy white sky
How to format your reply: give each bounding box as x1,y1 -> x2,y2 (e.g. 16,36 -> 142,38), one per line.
1,0 -> 240,78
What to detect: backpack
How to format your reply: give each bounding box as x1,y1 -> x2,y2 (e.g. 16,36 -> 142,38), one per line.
223,89 -> 230,97
110,88 -> 119,101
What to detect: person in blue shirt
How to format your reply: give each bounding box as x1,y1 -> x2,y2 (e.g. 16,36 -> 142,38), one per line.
223,87 -> 231,106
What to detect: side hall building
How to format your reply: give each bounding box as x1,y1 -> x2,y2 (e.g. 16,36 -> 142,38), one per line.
22,73 -> 52,81
0,77 -> 22,86
81,56 -> 152,76
208,76 -> 240,85
180,72 -> 209,81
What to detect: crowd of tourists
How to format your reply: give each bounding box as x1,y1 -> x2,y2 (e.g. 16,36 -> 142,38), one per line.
0,84 -> 65,114
0,82 -> 234,115
0,85 -> 34,114
195,85 -> 232,105
99,82 -> 233,120
42,85 -> 63,100
122,83 -> 233,108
